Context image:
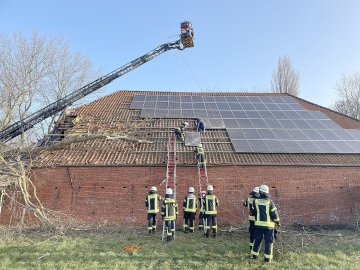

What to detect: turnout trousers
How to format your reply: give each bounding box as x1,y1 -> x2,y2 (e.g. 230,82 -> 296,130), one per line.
147,213 -> 157,234
251,227 -> 274,262
183,212 -> 195,232
198,212 -> 205,230
204,214 -> 217,237
165,220 -> 175,241
249,220 -> 255,250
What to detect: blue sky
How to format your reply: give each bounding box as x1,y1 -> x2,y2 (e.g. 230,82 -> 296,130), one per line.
1,0 -> 360,108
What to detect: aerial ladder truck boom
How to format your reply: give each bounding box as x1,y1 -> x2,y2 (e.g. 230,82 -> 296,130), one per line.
0,21 -> 194,142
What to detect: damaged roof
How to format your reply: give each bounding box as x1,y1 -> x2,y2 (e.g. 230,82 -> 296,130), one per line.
34,90 -> 360,167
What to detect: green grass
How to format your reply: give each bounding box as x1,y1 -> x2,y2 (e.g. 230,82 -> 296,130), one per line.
0,226 -> 359,270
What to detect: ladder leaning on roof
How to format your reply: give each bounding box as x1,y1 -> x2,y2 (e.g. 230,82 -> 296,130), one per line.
197,147 -> 209,232
161,132 -> 177,241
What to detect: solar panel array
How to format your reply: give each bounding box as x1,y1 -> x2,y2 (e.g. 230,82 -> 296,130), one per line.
130,95 -> 360,154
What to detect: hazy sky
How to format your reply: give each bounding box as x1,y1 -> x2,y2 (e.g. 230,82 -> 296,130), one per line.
1,0 -> 360,108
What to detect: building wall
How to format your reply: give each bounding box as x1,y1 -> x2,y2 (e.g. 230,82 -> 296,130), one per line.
1,165 -> 359,226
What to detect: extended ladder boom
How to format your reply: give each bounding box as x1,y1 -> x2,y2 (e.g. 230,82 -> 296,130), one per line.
0,20 -> 195,142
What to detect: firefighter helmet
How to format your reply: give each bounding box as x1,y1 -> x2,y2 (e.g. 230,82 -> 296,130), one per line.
150,186 -> 157,192
253,186 -> 259,193
188,187 -> 195,193
166,188 -> 173,195
207,185 -> 213,191
198,143 -> 203,148
259,185 -> 269,194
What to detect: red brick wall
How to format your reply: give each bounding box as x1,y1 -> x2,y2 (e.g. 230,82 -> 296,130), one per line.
1,165 -> 359,226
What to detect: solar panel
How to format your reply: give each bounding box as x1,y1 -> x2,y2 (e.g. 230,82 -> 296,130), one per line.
227,129 -> 246,139
226,96 -> 238,103
248,140 -> 270,152
250,119 -> 268,128
287,130 -> 308,140
132,95 -> 146,102
192,96 -> 203,102
296,141 -> 322,153
272,129 -> 293,140
169,96 -> 181,103
217,103 -> 231,110
207,110 -> 222,118
263,140 -> 287,153
264,119 -> 283,128
157,95 -> 168,102
281,140 -> 305,153
129,101 -> 143,109
203,118 -> 225,129
220,111 -> 235,118
182,102 -> 193,110
242,129 -> 261,139
232,140 -> 252,152
185,132 -> 201,147
237,119 -> 254,128
316,141 -> 340,153
223,119 -> 239,128
241,103 -> 256,110
257,129 -> 277,139
181,96 -> 192,102
130,94 -> 360,154
203,96 -> 216,102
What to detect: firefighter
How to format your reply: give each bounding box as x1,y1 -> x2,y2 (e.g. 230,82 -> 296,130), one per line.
243,186 -> 260,251
195,144 -> 206,168
195,118 -> 205,132
251,185 -> 280,263
161,188 -> 178,242
203,185 -> 219,238
145,186 -> 162,234
183,186 -> 198,233
198,190 -> 206,230
180,121 -> 189,132
174,127 -> 184,142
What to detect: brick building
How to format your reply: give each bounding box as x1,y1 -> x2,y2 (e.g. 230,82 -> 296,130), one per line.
2,90 -> 360,226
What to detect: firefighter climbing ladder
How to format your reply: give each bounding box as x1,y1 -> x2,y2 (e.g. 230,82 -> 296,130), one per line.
161,132 -> 177,241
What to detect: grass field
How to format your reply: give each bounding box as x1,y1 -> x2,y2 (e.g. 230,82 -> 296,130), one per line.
0,226 -> 359,270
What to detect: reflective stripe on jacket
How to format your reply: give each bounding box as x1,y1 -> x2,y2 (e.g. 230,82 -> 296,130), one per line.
252,197 -> 280,229
204,194 -> 218,215
244,197 -> 255,221
183,194 -> 197,213
145,193 -> 160,214
161,198 -> 178,221
196,147 -> 204,155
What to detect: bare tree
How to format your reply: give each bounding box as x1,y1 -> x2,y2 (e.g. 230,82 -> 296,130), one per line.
0,31 -> 99,142
332,72 -> 360,120
271,55 -> 300,96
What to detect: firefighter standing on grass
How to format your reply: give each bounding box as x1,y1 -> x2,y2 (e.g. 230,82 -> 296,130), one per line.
203,185 -> 219,238
198,190 -> 206,230
161,188 -> 178,242
251,185 -> 280,263
243,186 -> 260,251
183,187 -> 198,233
145,186 -> 162,234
